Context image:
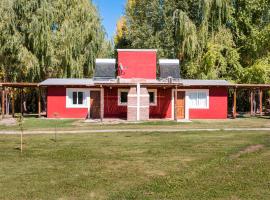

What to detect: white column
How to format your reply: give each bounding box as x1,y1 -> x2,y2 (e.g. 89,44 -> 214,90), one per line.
137,83 -> 140,121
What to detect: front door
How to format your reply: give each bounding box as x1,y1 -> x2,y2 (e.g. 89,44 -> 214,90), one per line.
90,91 -> 101,119
176,91 -> 185,119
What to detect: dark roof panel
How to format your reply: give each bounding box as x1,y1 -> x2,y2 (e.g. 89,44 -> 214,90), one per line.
94,59 -> 116,80
159,59 -> 180,79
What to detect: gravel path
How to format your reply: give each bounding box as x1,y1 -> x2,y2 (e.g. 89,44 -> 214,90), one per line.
0,128 -> 270,135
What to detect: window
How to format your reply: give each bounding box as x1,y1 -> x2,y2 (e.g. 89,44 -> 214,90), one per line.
188,90 -> 209,109
118,89 -> 129,106
72,91 -> 84,105
66,88 -> 89,108
148,89 -> 157,106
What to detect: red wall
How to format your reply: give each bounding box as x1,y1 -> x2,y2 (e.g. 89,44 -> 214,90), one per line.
118,50 -> 157,79
47,87 -> 88,119
104,87 -> 127,119
150,88 -> 172,119
189,87 -> 228,119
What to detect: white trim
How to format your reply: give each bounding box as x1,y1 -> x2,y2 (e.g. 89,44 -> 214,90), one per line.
118,89 -> 129,106
95,59 -> 116,63
172,89 -> 210,120
117,49 -> 157,52
159,59 -> 179,64
148,89 -> 157,106
66,88 -> 90,109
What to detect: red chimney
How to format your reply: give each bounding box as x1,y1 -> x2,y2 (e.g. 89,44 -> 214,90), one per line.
117,49 -> 157,79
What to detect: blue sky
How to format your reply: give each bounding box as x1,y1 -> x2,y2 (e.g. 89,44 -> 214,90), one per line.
93,0 -> 127,39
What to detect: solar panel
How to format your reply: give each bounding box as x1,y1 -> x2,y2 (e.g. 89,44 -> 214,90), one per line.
159,59 -> 180,79
94,59 -> 116,80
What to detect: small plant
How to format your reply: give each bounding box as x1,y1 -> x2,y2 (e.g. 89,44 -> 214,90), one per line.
16,114 -> 24,153
53,112 -> 59,142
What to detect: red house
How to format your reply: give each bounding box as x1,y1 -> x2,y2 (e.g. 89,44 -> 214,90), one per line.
39,49 -> 230,121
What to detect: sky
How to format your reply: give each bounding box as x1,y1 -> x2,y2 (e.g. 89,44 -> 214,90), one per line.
92,0 -> 127,39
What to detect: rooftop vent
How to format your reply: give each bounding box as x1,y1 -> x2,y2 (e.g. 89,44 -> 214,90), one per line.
94,59 -> 116,80
159,59 -> 180,79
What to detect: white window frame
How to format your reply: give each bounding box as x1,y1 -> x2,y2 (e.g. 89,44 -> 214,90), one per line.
118,89 -> 129,106
66,88 -> 90,108
148,89 -> 157,106
186,89 -> 209,109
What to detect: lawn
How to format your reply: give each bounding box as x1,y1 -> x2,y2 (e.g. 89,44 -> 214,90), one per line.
0,116 -> 270,131
0,130 -> 270,199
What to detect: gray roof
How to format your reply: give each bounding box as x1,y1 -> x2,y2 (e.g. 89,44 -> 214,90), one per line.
39,78 -> 94,86
39,78 -> 230,87
181,79 -> 230,86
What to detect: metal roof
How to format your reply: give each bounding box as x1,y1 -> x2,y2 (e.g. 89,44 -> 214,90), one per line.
181,79 -> 230,86
39,79 -> 94,86
39,78 -> 232,87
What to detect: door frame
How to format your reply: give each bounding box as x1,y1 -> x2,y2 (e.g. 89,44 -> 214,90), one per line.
89,88 -> 104,120
172,89 -> 189,120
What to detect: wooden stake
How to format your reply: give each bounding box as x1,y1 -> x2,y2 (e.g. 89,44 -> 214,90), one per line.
259,89 -> 263,116
20,129 -> 23,153
233,88 -> 237,119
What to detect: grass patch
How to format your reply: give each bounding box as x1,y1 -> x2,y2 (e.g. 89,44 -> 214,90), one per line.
0,116 -> 270,131
0,131 -> 270,199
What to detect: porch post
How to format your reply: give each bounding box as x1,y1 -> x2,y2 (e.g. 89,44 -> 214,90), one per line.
259,88 -> 263,116
20,88 -> 23,116
250,90 -> 254,116
1,87 -> 5,119
38,87 -> 41,118
12,89 -> 15,118
174,86 -> 177,121
233,88 -> 237,119
100,87 -> 104,122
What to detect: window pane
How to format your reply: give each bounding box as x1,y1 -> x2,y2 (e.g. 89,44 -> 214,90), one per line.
78,92 -> 84,105
121,92 -> 128,103
149,92 -> 155,103
72,92 -> 77,104
198,92 -> 207,108
189,92 -> 197,108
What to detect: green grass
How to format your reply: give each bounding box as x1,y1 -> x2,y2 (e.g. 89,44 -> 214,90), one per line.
1,131 -> 270,199
0,116 -> 270,131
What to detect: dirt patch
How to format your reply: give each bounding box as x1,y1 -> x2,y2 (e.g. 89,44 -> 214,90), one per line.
231,144 -> 264,158
0,118 -> 17,126
144,169 -> 167,177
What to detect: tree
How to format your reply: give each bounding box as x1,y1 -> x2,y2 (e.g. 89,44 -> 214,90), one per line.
119,0 -> 242,80
0,0 -> 108,82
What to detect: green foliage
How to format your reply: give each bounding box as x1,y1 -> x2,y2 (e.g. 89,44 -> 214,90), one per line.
0,0 -> 108,82
242,54 -> 270,83
116,0 -> 270,83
